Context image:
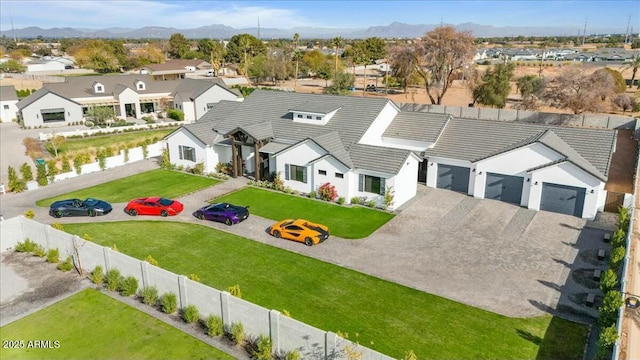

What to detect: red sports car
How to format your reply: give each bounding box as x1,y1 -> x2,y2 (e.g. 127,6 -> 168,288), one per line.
125,197 -> 184,217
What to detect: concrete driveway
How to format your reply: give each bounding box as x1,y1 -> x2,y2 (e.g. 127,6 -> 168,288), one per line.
2,159 -> 596,318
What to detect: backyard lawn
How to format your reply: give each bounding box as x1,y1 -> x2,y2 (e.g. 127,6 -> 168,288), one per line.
46,128 -> 175,156
214,187 -> 395,238
0,288 -> 233,359
36,169 -> 218,206
63,221 -> 588,360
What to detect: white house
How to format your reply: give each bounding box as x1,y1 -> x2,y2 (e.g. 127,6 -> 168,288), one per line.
25,59 -> 66,72
165,90 -> 617,217
16,74 -> 243,128
0,85 -> 19,122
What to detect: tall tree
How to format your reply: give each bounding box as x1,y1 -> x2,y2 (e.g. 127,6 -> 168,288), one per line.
292,50 -> 303,88
302,49 -> 326,75
332,36 -> 344,76
364,37 -> 386,62
388,45 -> 419,93
197,38 -> 225,73
168,33 -> 191,59
620,53 -> 640,89
225,34 -> 266,64
415,26 -> 476,104
471,63 -> 515,108
541,66 -> 616,114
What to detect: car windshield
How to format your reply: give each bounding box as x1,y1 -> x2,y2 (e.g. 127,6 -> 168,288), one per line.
84,198 -> 99,206
158,198 -> 174,206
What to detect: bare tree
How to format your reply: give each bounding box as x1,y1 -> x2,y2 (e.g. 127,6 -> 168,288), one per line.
388,45 -> 419,94
540,66 -> 615,114
613,93 -> 637,113
415,26 -> 476,104
48,132 -> 65,157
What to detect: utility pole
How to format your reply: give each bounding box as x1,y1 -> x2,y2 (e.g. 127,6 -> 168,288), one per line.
582,17 -> 588,46
257,16 -> 261,40
625,15 -> 631,44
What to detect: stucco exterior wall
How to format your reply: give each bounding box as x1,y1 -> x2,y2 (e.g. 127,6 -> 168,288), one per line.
276,142 -> 326,194
115,88 -> 141,120
308,156 -> 350,200
166,129 -> 207,170
21,93 -> 83,128
357,102 -> 399,146
1,100 -> 19,122
193,86 -> 242,121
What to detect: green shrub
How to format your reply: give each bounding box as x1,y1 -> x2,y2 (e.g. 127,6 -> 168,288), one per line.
596,325 -> 618,359
384,186 -> 395,209
33,244 -> 46,258
96,150 -> 107,170
617,206 -> 630,231
187,273 -> 200,282
46,159 -> 58,182
337,196 -> 345,205
15,238 -> 37,253
160,148 -> 172,169
123,147 -> 130,162
611,228 -> 626,248
230,322 -> 245,347
139,286 -> 159,306
609,246 -> 626,270
228,284 -> 242,298
46,248 -> 60,263
61,155 -> 72,173
182,304 -> 200,323
403,350 -> 418,360
57,257 -> 73,272
308,190 -> 317,199
105,268 -> 121,291
145,255 -> 158,266
367,200 -> 376,208
119,276 -> 138,296
600,269 -> 618,293
20,162 -> 33,181
205,315 -> 224,337
90,266 -> 104,285
24,209 -> 35,219
142,144 -> 148,159
350,197 -> 359,205
36,162 -> 48,186
167,108 -> 185,121
284,350 -> 301,360
161,292 -> 178,314
599,290 -> 623,327
252,335 -> 273,360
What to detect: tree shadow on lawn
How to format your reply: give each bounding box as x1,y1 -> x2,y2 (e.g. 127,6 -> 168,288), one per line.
516,315 -> 588,360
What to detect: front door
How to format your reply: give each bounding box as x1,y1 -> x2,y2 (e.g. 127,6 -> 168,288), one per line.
418,160 -> 428,183
125,103 -> 136,117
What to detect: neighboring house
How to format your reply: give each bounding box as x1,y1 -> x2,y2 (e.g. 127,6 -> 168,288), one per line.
16,74 -> 242,127
140,59 -> 212,80
25,58 -> 66,72
165,90 -> 617,218
0,85 -> 19,122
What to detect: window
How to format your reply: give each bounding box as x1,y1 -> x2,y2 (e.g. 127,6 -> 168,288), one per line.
297,114 -> 302,118
179,145 -> 196,162
316,116 -> 322,120
285,164 -> 307,183
3,105 -> 8,109
318,169 -> 327,175
335,172 -> 344,179
40,108 -> 65,123
136,81 -> 146,90
306,115 -> 312,119
206,103 -> 215,109
359,174 -> 385,195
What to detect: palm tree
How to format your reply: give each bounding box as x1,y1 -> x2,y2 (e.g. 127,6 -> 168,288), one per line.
332,36 -> 344,76
293,33 -> 300,49
293,50 -> 303,89
621,53 -> 640,89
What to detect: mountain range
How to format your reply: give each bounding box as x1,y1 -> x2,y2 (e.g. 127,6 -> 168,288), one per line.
0,22 -> 625,40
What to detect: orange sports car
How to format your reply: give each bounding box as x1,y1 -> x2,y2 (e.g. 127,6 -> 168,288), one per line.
268,219 -> 330,246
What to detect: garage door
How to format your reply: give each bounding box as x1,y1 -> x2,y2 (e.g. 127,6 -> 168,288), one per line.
485,173 -> 524,205
540,183 -> 585,217
437,164 -> 470,193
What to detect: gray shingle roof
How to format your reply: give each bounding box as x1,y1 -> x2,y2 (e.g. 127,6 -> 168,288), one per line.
43,74 -> 178,99
17,88 -> 80,110
199,90 -> 411,174
172,78 -> 239,100
425,118 -> 616,178
289,99 -> 343,114
231,121 -> 274,141
311,131 -> 353,168
174,120 -> 219,145
0,85 -> 18,101
383,112 -> 450,143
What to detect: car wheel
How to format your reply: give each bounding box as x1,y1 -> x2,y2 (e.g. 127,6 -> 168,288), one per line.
273,230 -> 281,238
196,212 -> 205,220
128,209 -> 138,216
54,210 -> 63,218
224,218 -> 233,226
88,209 -> 96,217
160,210 -> 169,217
304,237 -> 314,246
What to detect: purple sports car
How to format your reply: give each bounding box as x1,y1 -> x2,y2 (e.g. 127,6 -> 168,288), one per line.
194,202 -> 249,226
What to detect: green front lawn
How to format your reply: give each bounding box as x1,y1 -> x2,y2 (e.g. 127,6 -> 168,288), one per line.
214,187 -> 394,239
63,221 -> 588,360
36,169 -> 218,206
0,288 -> 232,359
47,128 -> 175,156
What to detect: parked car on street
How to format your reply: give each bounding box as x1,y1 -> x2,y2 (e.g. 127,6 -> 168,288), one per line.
267,219 -> 329,246
49,198 -> 112,218
194,202 -> 249,225
125,197 -> 184,217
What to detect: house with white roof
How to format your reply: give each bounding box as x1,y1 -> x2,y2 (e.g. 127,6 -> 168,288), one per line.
0,85 -> 19,122
164,90 -> 617,217
16,74 -> 242,128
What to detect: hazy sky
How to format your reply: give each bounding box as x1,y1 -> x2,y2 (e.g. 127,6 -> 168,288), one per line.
0,0 -> 638,32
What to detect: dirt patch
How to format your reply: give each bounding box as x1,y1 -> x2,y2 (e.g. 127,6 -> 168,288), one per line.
0,251 -> 89,327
